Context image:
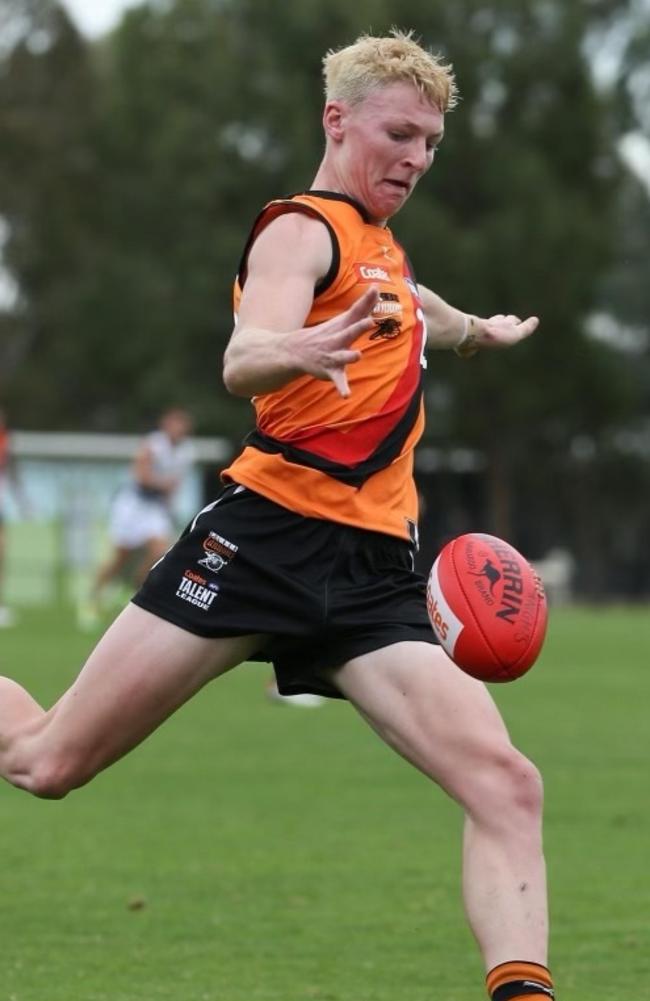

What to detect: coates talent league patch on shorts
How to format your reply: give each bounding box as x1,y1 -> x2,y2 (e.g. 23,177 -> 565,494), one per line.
175,531 -> 239,611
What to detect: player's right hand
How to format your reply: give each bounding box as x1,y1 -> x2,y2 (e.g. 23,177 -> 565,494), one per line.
291,285 -> 379,397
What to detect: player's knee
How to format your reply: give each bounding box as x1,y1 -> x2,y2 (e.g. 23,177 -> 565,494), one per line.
501,748 -> 543,819
472,745 -> 543,831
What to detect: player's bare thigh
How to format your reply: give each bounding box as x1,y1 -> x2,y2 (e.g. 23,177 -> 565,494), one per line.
332,641 -> 519,808
8,603 -> 265,795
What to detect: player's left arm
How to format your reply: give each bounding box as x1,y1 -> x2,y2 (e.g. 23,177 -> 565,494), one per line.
417,283 -> 539,357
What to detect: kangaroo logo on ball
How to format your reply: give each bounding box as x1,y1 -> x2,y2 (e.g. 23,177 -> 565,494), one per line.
468,559 -> 501,594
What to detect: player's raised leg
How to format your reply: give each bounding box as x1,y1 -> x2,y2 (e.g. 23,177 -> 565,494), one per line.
334,642 -> 552,990
0,603 -> 262,798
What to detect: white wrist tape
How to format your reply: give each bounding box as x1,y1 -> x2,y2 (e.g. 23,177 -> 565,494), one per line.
454,315 -> 479,358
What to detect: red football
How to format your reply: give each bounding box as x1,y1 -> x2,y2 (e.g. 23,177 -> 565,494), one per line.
426,533 -> 548,682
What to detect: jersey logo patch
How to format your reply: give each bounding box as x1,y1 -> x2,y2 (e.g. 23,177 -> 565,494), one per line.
198,531 -> 238,574
355,262 -> 392,284
370,292 -> 403,339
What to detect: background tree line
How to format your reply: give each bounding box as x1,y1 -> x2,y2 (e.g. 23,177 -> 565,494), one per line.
1,0 -> 649,595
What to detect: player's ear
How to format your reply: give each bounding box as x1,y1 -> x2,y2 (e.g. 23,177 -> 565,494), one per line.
323,100 -> 346,142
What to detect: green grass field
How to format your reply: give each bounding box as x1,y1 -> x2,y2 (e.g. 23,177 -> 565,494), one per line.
1,604 -> 649,1000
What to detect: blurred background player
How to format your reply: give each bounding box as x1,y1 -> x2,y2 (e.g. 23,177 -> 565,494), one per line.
0,407 -> 31,627
80,407 -> 194,627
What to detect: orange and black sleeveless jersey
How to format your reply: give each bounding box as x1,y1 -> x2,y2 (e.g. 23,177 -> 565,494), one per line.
221,191 -> 427,542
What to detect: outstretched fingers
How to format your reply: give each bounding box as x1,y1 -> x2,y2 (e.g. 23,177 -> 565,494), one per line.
330,284 -> 380,345
328,348 -> 363,397
312,285 -> 379,396
516,315 -> 540,339
482,313 -> 539,348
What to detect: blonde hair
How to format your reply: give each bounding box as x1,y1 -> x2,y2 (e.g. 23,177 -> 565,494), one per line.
323,29 -> 458,113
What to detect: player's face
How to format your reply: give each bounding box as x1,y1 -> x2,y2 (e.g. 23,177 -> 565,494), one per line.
162,410 -> 192,442
336,82 -> 444,224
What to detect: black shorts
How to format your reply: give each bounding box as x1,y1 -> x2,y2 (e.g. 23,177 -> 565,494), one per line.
132,484 -> 437,699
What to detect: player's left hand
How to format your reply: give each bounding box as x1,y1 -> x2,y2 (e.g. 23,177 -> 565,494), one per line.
477,314 -> 539,349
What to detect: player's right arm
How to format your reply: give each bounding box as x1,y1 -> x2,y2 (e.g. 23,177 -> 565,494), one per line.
223,212 -> 378,399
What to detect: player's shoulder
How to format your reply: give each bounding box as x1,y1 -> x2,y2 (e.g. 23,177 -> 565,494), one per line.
256,206 -> 331,249
248,208 -> 332,281
146,430 -> 165,448
144,430 -> 171,458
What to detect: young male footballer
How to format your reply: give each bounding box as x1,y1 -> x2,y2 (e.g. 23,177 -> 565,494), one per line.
0,31 -> 555,1001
